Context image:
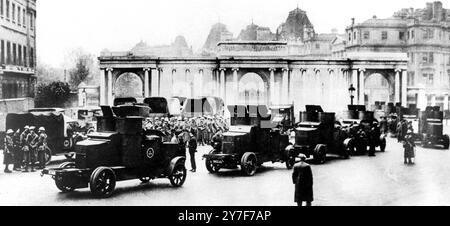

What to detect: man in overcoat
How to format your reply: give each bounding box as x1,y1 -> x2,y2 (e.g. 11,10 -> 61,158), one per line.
292,154 -> 314,206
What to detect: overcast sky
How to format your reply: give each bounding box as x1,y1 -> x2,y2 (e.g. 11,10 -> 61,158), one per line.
37,0 -> 433,67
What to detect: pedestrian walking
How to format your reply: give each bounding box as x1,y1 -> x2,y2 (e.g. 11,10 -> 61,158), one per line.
3,129 -> 15,173
188,133 -> 197,172
292,154 -> 314,207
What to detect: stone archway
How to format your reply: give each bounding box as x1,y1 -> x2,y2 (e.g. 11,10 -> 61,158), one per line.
364,72 -> 394,109
114,72 -> 144,98
238,72 -> 268,105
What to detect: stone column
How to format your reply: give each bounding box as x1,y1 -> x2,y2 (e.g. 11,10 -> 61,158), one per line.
220,68 -> 226,103
100,69 -> 106,105
431,94 -> 437,106
359,69 -> 366,106
269,68 -> 276,105
444,94 -> 449,111
289,69 -> 296,104
351,69 -> 359,104
282,68 -> 289,104
196,69 -> 204,97
401,70 -> 408,107
151,68 -> 159,97
106,68 -> 113,106
232,68 -> 239,104
395,69 -> 401,104
144,68 -> 150,98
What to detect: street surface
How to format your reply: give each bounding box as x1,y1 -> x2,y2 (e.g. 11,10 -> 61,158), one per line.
1,136 -> 450,206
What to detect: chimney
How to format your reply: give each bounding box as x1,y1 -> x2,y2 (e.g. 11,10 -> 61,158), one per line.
351,18 -> 355,26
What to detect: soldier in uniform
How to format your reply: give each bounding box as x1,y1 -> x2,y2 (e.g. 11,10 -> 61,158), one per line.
36,127 -> 48,169
13,129 -> 22,171
188,133 -> 197,173
368,122 -> 379,157
292,154 -> 314,207
3,129 -> 15,173
23,126 -> 38,172
379,116 -> 388,135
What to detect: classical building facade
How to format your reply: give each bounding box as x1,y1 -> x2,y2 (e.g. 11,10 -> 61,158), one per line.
345,1 -> 450,110
98,41 -> 407,117
0,0 -> 36,130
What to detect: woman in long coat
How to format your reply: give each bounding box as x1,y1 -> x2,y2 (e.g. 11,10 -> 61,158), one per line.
292,155 -> 314,206
403,130 -> 416,164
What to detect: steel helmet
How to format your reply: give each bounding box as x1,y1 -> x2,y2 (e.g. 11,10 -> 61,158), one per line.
39,127 -> 46,132
29,126 -> 36,130
6,129 -> 14,134
24,125 -> 30,130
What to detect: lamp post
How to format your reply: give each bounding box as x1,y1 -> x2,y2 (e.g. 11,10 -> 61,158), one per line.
349,84 -> 356,106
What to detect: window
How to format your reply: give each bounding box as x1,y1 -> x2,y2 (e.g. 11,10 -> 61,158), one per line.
17,44 -> 21,66
0,0 -> 3,17
0,40 -> 4,65
30,13 -> 34,29
408,72 -> 415,86
411,30 -> 415,39
423,29 -> 434,40
30,47 -> 34,67
423,73 -> 434,85
399,32 -> 405,40
6,0 -> 9,19
363,31 -> 370,39
6,41 -> 10,64
349,33 -> 352,41
12,43 -> 16,65
422,53 -> 434,64
382,31 -> 388,40
354,31 -> 357,40
23,46 -> 27,67
315,43 -> 320,49
11,2 -> 14,23
447,54 -> 450,66
17,6 -> 20,25
410,52 -> 415,63
22,8 -> 25,27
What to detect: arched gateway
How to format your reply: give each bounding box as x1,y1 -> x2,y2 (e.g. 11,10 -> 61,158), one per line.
99,42 -> 407,113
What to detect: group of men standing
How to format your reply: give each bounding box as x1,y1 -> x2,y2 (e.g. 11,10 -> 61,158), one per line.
3,126 -> 48,173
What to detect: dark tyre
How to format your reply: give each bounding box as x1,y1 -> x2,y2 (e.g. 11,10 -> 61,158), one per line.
64,153 -> 75,159
90,167 -> 116,198
285,154 -> 296,170
55,162 -> 77,193
380,136 -> 387,152
343,138 -> 353,159
443,135 -> 450,149
313,145 -> 327,164
44,147 -> 52,165
241,153 -> 257,176
139,177 -> 151,183
205,158 -> 221,173
169,164 -> 187,187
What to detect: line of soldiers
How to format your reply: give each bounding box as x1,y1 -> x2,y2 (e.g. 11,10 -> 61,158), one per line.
3,126 -> 48,173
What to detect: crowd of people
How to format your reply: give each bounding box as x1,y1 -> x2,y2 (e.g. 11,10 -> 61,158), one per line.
3,126 -> 48,173
143,115 -> 229,172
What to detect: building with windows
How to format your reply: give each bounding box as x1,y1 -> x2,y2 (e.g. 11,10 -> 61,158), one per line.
345,1 -> 450,111
0,0 -> 36,130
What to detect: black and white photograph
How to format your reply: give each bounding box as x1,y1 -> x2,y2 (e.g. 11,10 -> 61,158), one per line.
1,0 -> 450,211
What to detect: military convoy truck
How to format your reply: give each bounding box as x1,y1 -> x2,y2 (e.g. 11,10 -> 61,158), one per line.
41,106 -> 187,198
203,105 -> 293,176
418,107 -> 449,149
293,105 -> 352,163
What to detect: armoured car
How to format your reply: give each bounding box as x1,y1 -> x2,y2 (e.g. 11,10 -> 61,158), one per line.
41,106 -> 187,198
418,107 -> 449,149
203,105 -> 292,176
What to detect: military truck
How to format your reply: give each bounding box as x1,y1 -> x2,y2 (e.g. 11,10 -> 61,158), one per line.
341,105 -> 386,155
293,106 -> 351,163
41,106 -> 187,198
418,106 -> 449,149
203,105 -> 292,176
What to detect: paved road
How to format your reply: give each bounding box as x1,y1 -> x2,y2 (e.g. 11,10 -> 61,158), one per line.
1,137 -> 450,206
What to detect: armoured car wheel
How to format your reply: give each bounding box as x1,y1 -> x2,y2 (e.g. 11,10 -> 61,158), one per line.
64,153 -> 75,159
343,138 -> 353,158
90,167 -> 116,198
205,158 -> 221,173
443,135 -> 450,149
139,177 -> 151,183
285,155 -> 296,170
313,145 -> 327,164
169,164 -> 187,187
55,162 -> 77,193
44,147 -> 52,165
380,137 -> 387,152
241,153 -> 257,176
